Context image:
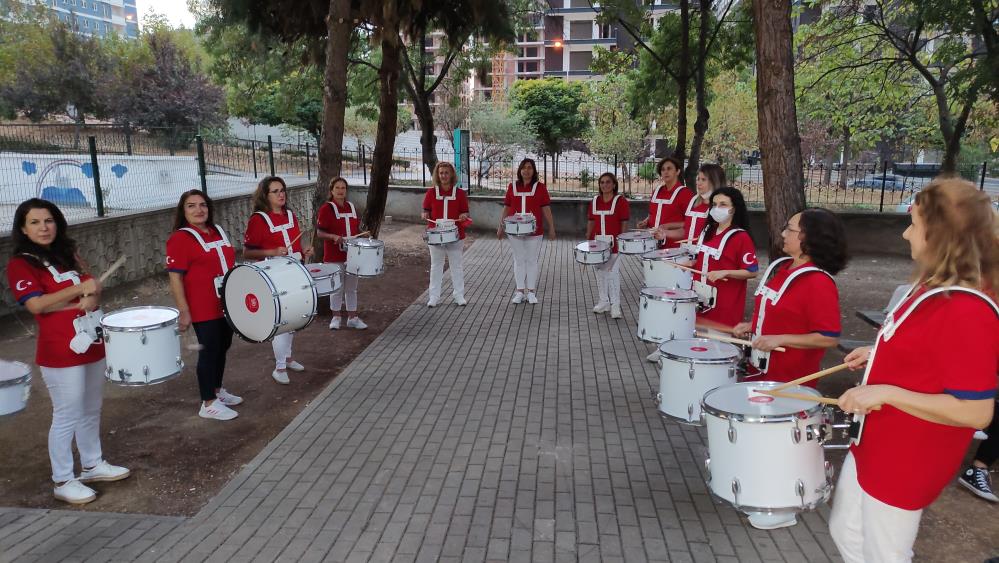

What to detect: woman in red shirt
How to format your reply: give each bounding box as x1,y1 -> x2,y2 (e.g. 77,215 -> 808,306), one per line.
243,176 -> 313,385
636,156 -> 693,248
682,163 -> 725,246
6,199 -> 129,505
830,179 -> 998,562
166,190 -> 240,421
316,177 -> 366,330
692,187 -> 758,329
496,158 -> 556,305
586,172 -> 630,319
422,162 -> 470,307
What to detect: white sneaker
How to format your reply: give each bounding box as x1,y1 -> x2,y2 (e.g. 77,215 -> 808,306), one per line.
511,291 -> 525,304
454,296 -> 467,306
593,302 -> 610,314
329,317 -> 341,330
199,400 -> 239,420
287,360 -> 305,372
53,479 -> 96,504
346,317 -> 367,330
216,388 -> 243,406
79,460 -> 131,483
747,512 -> 797,530
428,298 -> 439,308
527,292 -> 539,305
646,350 -> 661,363
611,305 -> 623,319
271,370 -> 290,384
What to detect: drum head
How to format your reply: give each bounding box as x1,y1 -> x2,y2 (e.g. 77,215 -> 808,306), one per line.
307,263 -> 340,278
102,307 -> 178,329
0,361 -> 30,384
223,264 -> 277,342
640,287 -> 698,302
659,338 -> 740,364
348,238 -> 384,249
641,248 -> 688,261
577,240 -> 610,252
702,382 -> 822,419
619,231 -> 652,241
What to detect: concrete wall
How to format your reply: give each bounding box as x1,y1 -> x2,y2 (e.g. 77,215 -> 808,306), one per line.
0,182 -> 319,317
348,185 -> 913,256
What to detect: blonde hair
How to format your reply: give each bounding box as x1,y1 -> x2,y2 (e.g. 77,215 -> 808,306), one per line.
432,161 -> 457,189
912,177 -> 999,293
327,176 -> 349,201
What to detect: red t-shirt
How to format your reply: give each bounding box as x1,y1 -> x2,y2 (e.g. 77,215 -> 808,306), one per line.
683,199 -> 709,242
748,261 -> 841,384
503,182 -> 551,236
317,200 -> 361,263
166,226 -> 236,323
648,183 -> 693,249
6,256 -> 106,368
852,288 -> 999,510
243,210 -> 304,254
423,186 -> 470,240
695,228 -> 759,327
588,194 -> 630,253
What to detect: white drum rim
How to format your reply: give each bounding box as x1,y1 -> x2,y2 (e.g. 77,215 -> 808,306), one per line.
658,338 -> 741,365
221,261 -> 281,342
0,361 -> 31,388
701,381 -> 824,423
100,306 -> 180,332
701,476 -> 833,514
641,248 -> 690,261
107,368 -> 183,387
307,263 -> 341,280
345,238 -> 384,248
618,231 -> 654,241
640,287 -> 699,303
576,240 -> 611,252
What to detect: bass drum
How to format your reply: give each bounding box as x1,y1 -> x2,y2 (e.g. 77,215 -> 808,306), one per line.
222,256 -> 317,343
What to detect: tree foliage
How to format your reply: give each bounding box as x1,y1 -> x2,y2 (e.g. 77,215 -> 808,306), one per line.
468,101 -> 535,183
579,73 -> 647,162
509,78 -> 588,156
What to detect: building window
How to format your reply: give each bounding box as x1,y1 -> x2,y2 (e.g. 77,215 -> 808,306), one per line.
569,51 -> 593,71
521,47 -> 538,58
517,61 -> 539,73
569,21 -> 592,40
598,24 -> 616,39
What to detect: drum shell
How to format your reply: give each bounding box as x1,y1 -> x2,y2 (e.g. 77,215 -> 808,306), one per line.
345,240 -> 384,277
618,234 -> 657,255
308,264 -> 343,296
101,307 -> 183,386
223,257 -> 317,343
637,291 -> 696,343
0,361 -> 31,417
657,351 -> 738,425
425,227 -> 460,246
573,242 -> 611,265
503,216 -> 537,236
642,254 -> 694,290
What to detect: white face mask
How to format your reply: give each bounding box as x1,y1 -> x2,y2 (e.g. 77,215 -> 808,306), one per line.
709,207 -> 732,223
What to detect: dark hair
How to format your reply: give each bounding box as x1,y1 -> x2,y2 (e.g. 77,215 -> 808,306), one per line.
253,176 -> 288,213
10,198 -> 81,271
798,208 -> 849,274
698,163 -> 727,192
597,172 -> 619,195
703,186 -> 752,242
517,158 -> 539,185
327,176 -> 349,201
657,156 -> 683,178
173,189 -> 216,231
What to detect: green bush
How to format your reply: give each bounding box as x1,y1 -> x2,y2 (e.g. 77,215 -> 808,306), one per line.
724,164 -> 742,184
579,168 -> 592,188
638,161 -> 657,181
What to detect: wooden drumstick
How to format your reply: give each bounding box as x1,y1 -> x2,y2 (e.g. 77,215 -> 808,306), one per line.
695,330 -> 787,352
759,389 -> 840,405
350,231 -> 371,239
288,231 -> 304,250
765,363 -> 850,393
662,261 -> 700,275
98,256 -> 127,283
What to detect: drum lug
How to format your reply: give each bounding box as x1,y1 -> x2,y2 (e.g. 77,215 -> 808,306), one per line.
103,331 -> 110,344
731,478 -> 741,507
671,302 -> 677,314
642,299 -> 648,310
727,365 -> 736,380
640,328 -> 646,338
174,327 -> 181,336
656,359 -> 663,371
796,479 -> 806,508
300,285 -> 311,290
687,403 -> 694,420
655,392 -> 662,405
704,458 -> 711,484
143,365 -> 149,382
278,291 -> 288,296
176,357 -> 183,367
140,331 -> 147,345
688,364 -> 695,380
105,366 -> 112,378
792,422 -> 802,444
825,460 -> 834,483
118,368 -> 131,382
302,314 -> 310,318
727,420 -> 737,443
806,423 -> 829,443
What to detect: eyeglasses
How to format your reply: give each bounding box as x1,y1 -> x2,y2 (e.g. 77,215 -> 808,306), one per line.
269,188 -> 287,195
782,224 -> 801,234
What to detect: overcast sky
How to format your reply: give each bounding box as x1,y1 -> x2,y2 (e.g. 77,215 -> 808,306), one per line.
137,0 -> 196,29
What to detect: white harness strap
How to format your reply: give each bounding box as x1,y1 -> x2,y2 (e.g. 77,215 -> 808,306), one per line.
697,228 -> 745,280
650,183 -> 685,227
852,286 -> 999,444
591,194 -> 622,236
329,200 -> 357,237
435,185 -> 457,219
255,209 -> 296,249
514,181 -> 538,215
180,224 -> 233,275
44,262 -> 81,286
684,196 -> 708,241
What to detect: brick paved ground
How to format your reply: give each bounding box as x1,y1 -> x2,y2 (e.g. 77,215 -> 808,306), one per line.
0,239 -> 842,562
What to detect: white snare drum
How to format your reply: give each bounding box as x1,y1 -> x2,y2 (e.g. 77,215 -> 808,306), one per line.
345,238 -> 385,277
701,382 -> 833,513
223,256 -> 317,343
0,361 -> 31,417
656,338 -> 740,424
307,263 -> 343,296
504,213 -> 537,236
617,231 -> 657,255
637,287 -> 697,343
641,249 -> 694,290
101,307 -> 183,386
424,225 -> 460,246
574,240 -> 611,265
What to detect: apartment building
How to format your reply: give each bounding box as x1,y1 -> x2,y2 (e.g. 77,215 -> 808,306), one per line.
17,0 -> 139,39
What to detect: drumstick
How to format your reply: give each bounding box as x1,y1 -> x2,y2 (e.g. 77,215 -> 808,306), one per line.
766,363 -> 850,393
758,389 -> 840,405
98,256 -> 127,283
662,261 -> 701,275
694,320 -> 736,335
694,330 -> 787,352
288,231 -> 304,250
350,231 -> 371,239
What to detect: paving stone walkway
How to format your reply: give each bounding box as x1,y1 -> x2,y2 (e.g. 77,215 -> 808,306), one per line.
0,239 -> 842,562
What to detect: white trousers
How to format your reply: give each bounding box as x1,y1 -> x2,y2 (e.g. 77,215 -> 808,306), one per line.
428,241 -> 465,301
595,254 -> 621,305
272,332 -> 294,370
40,360 -> 106,483
829,453 -> 923,563
329,262 -> 359,313
507,235 -> 543,291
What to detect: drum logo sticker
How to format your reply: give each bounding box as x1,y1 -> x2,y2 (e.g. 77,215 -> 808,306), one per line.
748,395 -> 774,403
691,346 -> 708,352
245,294 -> 260,313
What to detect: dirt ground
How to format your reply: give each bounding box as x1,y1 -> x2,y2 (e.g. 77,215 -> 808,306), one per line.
0,222 -> 432,517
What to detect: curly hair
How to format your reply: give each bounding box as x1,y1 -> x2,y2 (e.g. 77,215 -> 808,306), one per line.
656,155 -> 683,178
432,161 -> 457,189
799,208 -> 849,275
10,198 -> 81,271
912,178 -> 998,292
252,176 -> 288,213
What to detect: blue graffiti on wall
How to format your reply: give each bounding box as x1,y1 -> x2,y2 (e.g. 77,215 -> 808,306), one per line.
18,158 -> 128,208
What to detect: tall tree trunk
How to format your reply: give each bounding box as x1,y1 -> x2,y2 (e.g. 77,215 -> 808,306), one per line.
401,30 -> 440,180
940,96 -> 975,175
838,125 -> 850,188
364,37 -> 402,237
684,0 -> 712,187
752,0 -> 806,258
413,96 -> 439,176
317,0 -> 352,250
674,0 -> 691,163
